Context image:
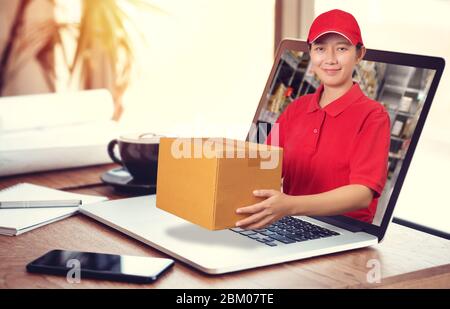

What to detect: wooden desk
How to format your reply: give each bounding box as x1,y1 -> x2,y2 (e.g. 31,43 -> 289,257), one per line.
1,164 -> 449,288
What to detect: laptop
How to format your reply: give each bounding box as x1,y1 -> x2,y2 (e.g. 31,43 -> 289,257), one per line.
81,39 -> 445,274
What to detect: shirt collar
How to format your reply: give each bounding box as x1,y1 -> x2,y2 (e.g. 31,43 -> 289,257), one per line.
307,82 -> 365,117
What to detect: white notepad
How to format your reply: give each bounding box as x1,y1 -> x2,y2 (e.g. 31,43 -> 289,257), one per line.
0,183 -> 108,236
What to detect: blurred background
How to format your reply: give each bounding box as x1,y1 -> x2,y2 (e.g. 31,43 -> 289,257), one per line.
0,0 -> 275,138
0,0 -> 449,235
1,0 -> 450,136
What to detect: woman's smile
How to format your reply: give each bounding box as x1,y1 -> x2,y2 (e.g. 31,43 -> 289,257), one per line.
323,68 -> 341,76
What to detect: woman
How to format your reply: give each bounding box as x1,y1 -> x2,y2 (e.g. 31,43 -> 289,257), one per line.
236,9 -> 390,229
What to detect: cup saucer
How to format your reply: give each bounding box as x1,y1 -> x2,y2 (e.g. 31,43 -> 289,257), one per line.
101,167 -> 156,194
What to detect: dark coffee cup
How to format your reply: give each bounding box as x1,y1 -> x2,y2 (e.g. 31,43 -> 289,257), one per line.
107,133 -> 164,184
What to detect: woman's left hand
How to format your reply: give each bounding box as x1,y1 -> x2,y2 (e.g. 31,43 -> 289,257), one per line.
235,190 -> 294,230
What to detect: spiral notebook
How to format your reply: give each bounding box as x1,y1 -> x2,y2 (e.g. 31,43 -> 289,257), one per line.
0,183 -> 107,236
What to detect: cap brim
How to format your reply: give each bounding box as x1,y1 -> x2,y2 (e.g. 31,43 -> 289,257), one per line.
310,31 -> 355,45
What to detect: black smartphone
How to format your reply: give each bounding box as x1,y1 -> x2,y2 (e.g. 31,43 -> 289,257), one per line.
26,249 -> 174,284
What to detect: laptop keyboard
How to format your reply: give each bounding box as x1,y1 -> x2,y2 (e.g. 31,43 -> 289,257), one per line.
230,216 -> 340,247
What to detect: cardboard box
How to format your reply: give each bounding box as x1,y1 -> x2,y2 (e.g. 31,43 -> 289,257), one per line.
156,137 -> 283,230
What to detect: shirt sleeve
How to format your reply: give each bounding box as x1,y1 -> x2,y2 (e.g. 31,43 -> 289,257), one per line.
349,109 -> 391,198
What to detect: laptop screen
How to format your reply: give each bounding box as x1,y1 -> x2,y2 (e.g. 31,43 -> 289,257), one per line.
247,40 -> 444,231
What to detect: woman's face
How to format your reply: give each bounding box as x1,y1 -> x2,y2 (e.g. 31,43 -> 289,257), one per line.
310,33 -> 365,87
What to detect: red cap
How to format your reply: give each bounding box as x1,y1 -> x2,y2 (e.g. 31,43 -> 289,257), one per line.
307,9 -> 363,46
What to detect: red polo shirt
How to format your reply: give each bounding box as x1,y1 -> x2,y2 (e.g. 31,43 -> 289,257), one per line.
266,82 -> 390,223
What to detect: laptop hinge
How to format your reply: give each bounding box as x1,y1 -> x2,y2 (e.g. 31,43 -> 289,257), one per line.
310,216 -> 364,233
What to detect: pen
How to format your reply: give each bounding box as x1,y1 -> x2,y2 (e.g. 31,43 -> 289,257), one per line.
0,199 -> 82,209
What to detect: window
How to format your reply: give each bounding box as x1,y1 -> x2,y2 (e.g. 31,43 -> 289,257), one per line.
120,0 -> 275,141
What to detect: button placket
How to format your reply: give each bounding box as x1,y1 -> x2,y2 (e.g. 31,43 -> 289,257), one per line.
312,112 -> 325,150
